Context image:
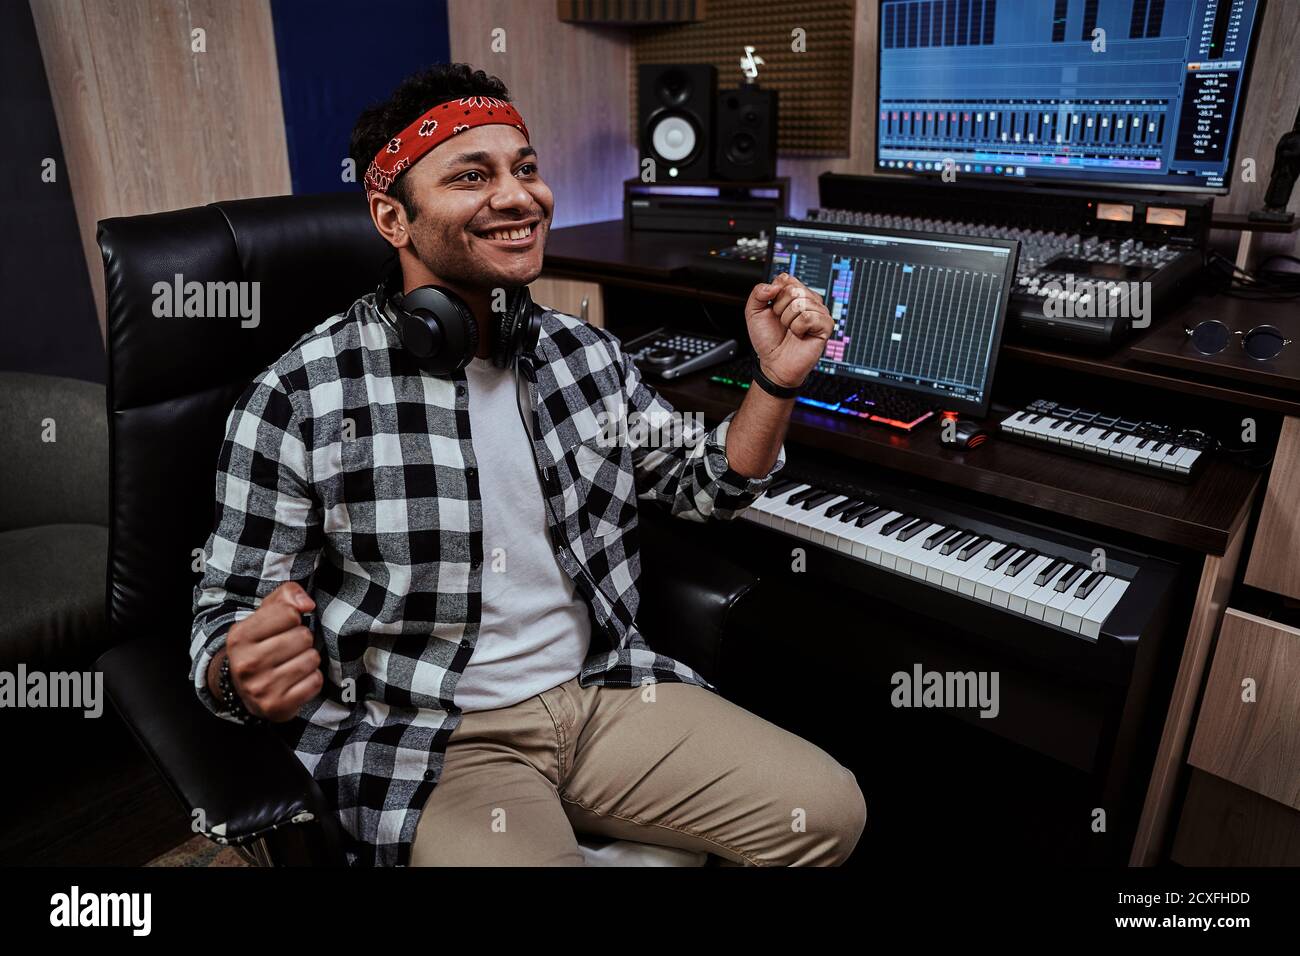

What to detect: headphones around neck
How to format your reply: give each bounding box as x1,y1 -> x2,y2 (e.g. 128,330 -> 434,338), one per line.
374,258 -> 627,640
374,259 -> 543,376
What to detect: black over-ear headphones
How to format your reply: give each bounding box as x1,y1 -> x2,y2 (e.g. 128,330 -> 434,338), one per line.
374,259 -> 543,375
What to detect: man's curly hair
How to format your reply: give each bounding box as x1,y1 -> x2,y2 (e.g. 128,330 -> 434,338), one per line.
350,63 -> 512,221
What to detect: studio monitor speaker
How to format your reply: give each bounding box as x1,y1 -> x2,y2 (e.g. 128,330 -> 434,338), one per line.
713,83 -> 778,182
638,63 -> 716,181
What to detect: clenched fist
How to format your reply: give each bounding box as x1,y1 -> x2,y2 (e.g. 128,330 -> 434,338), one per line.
208,581 -> 323,722
744,272 -> 834,389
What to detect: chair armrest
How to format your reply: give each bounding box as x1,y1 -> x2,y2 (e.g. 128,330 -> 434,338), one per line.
637,509 -> 760,685
96,636 -> 347,864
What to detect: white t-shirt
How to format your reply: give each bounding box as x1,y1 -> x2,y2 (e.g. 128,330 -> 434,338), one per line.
452,355 -> 592,712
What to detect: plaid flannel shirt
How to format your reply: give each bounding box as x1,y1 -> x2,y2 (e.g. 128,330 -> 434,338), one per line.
189,292 -> 786,866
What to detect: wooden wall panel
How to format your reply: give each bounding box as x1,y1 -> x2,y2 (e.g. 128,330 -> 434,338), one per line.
448,0 -> 635,230
529,277 -> 605,328
631,0 -> 858,157
30,0 -> 292,341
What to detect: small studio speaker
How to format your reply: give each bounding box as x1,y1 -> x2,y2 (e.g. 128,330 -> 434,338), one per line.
713,83 -> 778,181
638,64 -> 716,181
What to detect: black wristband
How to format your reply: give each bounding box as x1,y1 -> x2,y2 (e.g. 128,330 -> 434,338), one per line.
218,654 -> 265,726
751,361 -> 805,399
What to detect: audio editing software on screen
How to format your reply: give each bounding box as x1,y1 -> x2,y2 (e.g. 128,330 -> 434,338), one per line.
771,225 -> 1014,410
876,0 -> 1262,191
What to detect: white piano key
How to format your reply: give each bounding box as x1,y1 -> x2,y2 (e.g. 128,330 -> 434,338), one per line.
987,554 -> 1050,606
876,517 -> 923,570
1175,449 -> 1202,473
801,497 -> 850,546
1060,575 -> 1120,634
854,510 -> 898,562
1001,556 -> 1053,612
1024,563 -> 1070,619
1019,564 -> 1071,624
752,484 -> 809,530
817,507 -> 862,552
1043,578 -> 1084,627
835,508 -> 880,554
1080,577 -> 1130,640
972,551 -> 1020,603
772,488 -> 818,535
954,540 -> 999,595
894,523 -> 944,577
747,486 -> 798,527
1112,434 -> 1140,460
924,538 -> 971,587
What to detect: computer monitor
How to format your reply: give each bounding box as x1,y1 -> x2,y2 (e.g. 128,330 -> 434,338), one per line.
875,0 -> 1266,193
768,220 -> 1019,418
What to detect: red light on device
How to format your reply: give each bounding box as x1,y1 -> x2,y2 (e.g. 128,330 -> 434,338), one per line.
941,410 -> 960,421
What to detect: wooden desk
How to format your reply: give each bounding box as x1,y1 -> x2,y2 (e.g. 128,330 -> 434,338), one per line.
544,221 -> 1300,416
654,372 -> 1259,557
542,220 -> 1285,866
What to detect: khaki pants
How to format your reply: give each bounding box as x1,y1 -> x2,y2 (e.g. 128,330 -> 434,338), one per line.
411,675 -> 866,866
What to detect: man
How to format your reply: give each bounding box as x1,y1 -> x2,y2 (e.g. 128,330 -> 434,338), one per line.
189,63 -> 865,867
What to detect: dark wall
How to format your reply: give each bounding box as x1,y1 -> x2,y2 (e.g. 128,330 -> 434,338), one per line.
0,1 -> 104,383
270,0 -> 452,197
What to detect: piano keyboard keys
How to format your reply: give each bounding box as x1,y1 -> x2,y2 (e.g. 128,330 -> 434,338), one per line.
746,482 -> 1130,641
1000,404 -> 1207,480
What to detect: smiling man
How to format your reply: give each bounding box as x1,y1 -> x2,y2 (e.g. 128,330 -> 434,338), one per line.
188,63 -> 866,867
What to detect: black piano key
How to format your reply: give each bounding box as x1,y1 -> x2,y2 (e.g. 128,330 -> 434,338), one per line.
1054,565 -> 1086,592
958,536 -> 992,561
1166,445 -> 1181,457
1073,570 -> 1105,599
924,526 -> 958,550
881,513 -> 916,536
940,531 -> 975,556
1048,419 -> 1067,430
1006,550 -> 1039,576
841,501 -> 877,522
985,543 -> 1017,569
767,478 -> 801,497
799,490 -> 837,510
825,497 -> 864,518
786,485 -> 822,505
1035,559 -> 1066,586
855,507 -> 887,527
896,519 -> 931,542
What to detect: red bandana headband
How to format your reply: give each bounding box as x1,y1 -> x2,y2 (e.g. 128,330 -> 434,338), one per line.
364,95 -> 530,200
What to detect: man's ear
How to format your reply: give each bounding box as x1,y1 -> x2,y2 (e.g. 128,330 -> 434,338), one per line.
369,193 -> 412,251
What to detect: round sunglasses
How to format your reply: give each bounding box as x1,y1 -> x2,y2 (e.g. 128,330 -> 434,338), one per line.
1184,320 -> 1293,361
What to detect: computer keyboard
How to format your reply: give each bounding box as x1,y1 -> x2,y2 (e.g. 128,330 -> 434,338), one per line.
709,357 -> 936,432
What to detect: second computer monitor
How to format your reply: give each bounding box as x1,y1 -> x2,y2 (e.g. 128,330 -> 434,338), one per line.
768,220 -> 1019,418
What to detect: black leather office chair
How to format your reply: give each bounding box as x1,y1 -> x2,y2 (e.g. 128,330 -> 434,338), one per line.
95,194 -> 761,866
